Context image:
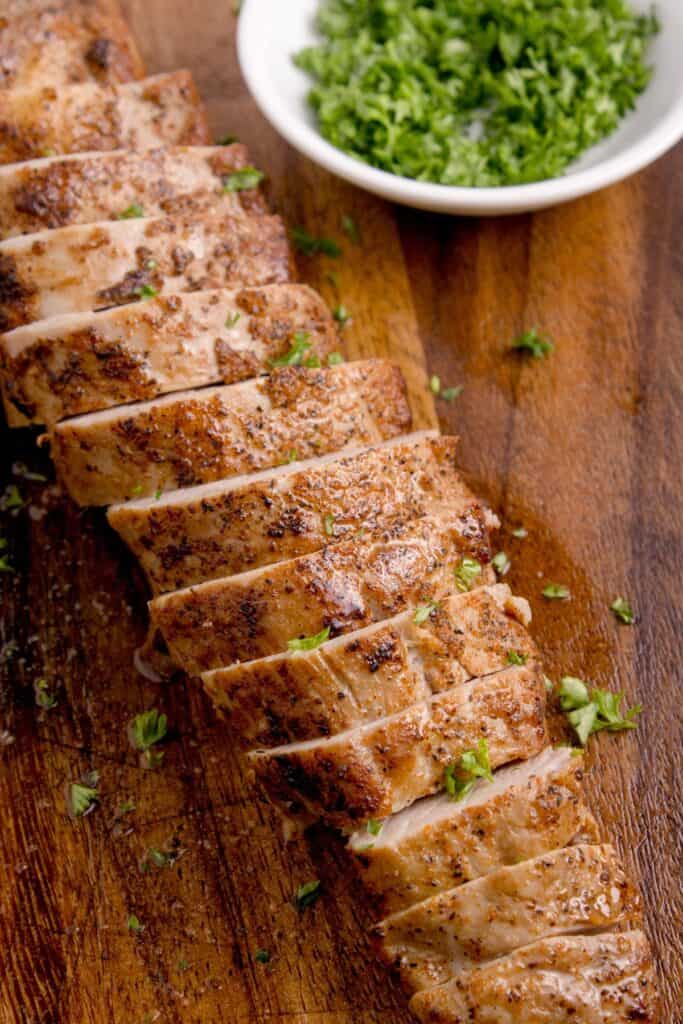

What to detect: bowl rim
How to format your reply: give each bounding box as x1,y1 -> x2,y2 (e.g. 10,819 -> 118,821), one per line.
237,0 -> 683,214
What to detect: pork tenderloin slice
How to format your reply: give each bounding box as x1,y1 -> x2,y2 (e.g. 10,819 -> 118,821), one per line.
50,360 -> 411,506
376,843 -> 641,993
151,506 -> 495,674
0,195 -> 291,331
0,70 -> 209,165
107,432 -> 487,594
248,664 -> 547,831
409,930 -> 659,1023
0,0 -> 145,90
202,583 -> 531,747
0,144 -> 267,238
348,746 -> 599,915
2,284 -> 336,426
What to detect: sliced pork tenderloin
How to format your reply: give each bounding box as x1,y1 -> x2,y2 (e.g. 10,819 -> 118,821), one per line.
108,432 -> 490,594
2,284 -> 337,426
150,507 -> 495,673
0,70 -> 209,164
409,930 -> 659,1023
348,746 -> 598,915
248,664 -> 547,831
376,843 -> 640,992
0,0 -> 145,90
50,360 -> 411,505
0,144 -> 267,238
202,584 -> 531,747
0,195 -> 291,331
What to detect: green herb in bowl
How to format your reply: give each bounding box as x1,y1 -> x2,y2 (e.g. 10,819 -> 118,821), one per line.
294,0 -> 658,188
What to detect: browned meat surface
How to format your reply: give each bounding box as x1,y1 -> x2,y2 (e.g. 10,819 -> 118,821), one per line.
409,931 -> 659,1023
2,284 -> 336,426
0,196 -> 292,331
0,0 -> 145,90
50,361 -> 411,505
0,144 -> 266,237
107,432 -> 490,594
348,746 -> 599,915
0,70 -> 209,164
249,664 -> 547,830
376,844 -> 640,992
150,508 -> 495,673
202,584 -> 531,747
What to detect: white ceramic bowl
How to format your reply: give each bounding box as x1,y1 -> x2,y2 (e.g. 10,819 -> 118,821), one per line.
238,0 -> 683,215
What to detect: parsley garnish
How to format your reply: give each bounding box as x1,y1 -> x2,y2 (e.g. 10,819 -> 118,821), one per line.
611,597 -> 634,624
558,676 -> 642,746
333,304 -> 350,327
510,328 -> 554,360
288,626 -> 330,651
153,488 -> 162,500
291,227 -> 341,258
512,526 -> 528,539
68,772 -> 99,817
127,914 -> 144,933
543,583 -> 570,600
295,879 -> 321,911
341,214 -> 360,244
2,484 -> 24,511
223,167 -> 264,191
454,557 -> 481,593
413,601 -> 439,625
34,678 -> 57,709
492,551 -> 510,576
327,351 -> 344,366
225,312 -> 241,328
428,375 -> 462,401
366,818 -> 382,836
507,650 -> 527,666
270,331 -> 312,367
216,133 -> 237,145
279,449 -> 298,466
254,948 -> 271,964
444,739 -> 493,801
323,513 -> 336,537
177,958 -> 190,971
295,2 -> 657,188
129,709 -> 167,768
116,202 -> 144,220
135,284 -> 157,300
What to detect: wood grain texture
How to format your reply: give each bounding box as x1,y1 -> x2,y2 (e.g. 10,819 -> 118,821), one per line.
0,2 -> 680,1023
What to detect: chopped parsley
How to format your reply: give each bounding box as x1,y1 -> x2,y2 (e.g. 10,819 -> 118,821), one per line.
216,133 -> 238,145
270,331 -> 313,367
279,449 -> 299,466
295,879 -> 321,911
129,709 -> 167,768
429,375 -> 462,401
288,626 -> 330,651
558,675 -> 642,746
68,772 -> 99,818
492,551 -> 510,576
116,202 -> 144,220
454,557 -> 481,593
413,601 -> 439,625
135,284 -> 157,300
543,582 -> 570,600
295,0 -> 658,188
444,738 -> 493,801
2,484 -> 24,511
153,488 -> 162,501
333,304 -> 350,327
225,312 -> 241,328
34,678 -> 57,709
611,596 -> 634,624
223,167 -> 264,191
512,526 -> 528,539
177,958 -> 190,971
507,650 -> 527,666
341,214 -> 360,244
327,351 -> 344,366
429,374 -> 441,395
510,328 -> 554,359
127,914 -> 144,933
323,513 -> 336,537
366,818 -> 383,836
254,948 -> 271,964
291,227 -> 341,258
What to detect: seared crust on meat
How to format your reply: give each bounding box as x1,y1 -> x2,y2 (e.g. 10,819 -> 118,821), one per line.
2,284 -> 336,426
0,145 -> 266,238
0,196 -> 292,330
151,508 -> 495,673
409,931 -> 659,1023
0,0 -> 145,90
108,433 -> 485,594
376,843 -> 641,992
0,70 -> 209,165
202,584 -> 533,747
248,665 -> 547,829
50,360 -> 411,505
348,747 -> 599,915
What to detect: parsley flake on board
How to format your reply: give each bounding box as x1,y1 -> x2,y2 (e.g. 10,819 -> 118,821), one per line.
543,582 -> 570,600
510,328 -> 554,359
295,0 -> 658,188
611,596 -> 635,624
492,551 -> 511,576
127,914 -> 144,933
223,167 -> 264,191
558,675 -> 642,746
255,948 -> 271,964
68,771 -> 99,818
288,626 -> 331,651
454,558 -> 481,593
444,738 -> 493,801
327,351 -> 344,366
295,879 -> 321,911
333,304 -> 351,327
34,678 -> 57,709
341,214 -> 360,244
291,227 -> 341,258
129,709 -> 167,768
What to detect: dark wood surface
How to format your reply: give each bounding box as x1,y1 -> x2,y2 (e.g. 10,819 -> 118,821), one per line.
1,3 -> 681,1022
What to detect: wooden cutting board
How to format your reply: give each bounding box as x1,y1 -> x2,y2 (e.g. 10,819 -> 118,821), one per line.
1,3 -> 681,1022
